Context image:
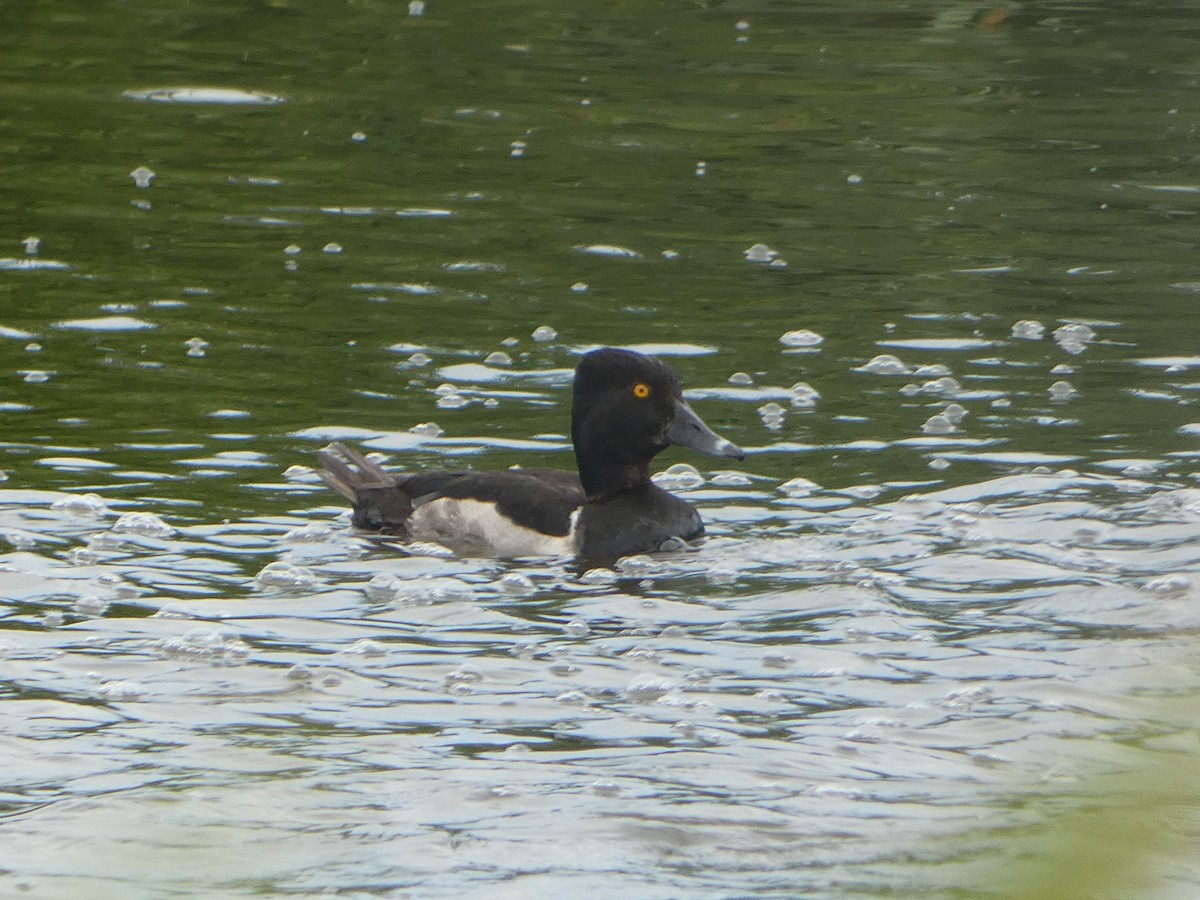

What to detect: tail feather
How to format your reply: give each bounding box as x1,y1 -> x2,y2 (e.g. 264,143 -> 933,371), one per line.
318,442 -> 394,499
317,442 -> 413,534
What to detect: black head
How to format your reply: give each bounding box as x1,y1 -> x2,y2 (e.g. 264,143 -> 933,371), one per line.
570,347 -> 742,499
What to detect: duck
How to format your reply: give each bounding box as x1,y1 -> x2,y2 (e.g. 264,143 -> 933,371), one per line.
318,346 -> 745,565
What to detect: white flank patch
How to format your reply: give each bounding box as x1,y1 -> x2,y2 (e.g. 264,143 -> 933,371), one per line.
408,498 -> 574,558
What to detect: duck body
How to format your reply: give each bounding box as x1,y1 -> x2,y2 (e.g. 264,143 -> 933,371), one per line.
319,347 -> 743,565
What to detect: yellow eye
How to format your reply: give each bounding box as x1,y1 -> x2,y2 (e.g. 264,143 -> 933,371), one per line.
632,382 -> 651,399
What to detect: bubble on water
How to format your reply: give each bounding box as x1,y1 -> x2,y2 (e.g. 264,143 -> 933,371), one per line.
408,0 -> 426,15
112,511 -> 176,538
928,457 -> 951,471
728,371 -> 753,385
67,547 -> 98,565
671,721 -> 698,740
625,674 -> 675,701
779,329 -> 824,348
22,236 -> 41,256
1053,323 -> 1096,355
73,595 -> 111,617
364,573 -> 399,603
254,561 -> 317,591
436,393 -> 469,410
942,402 -> 968,424
510,140 -> 526,158
322,242 -> 343,254
500,337 -> 519,349
351,131 -> 367,143
52,493 -> 110,517
24,342 -> 42,353
95,680 -> 146,701
705,568 -> 736,587
405,352 -> 433,367
735,19 -> 750,31
570,282 -> 589,294
922,414 -> 956,435
842,484 -> 884,500
499,572 -> 536,596
22,370 -> 50,384
184,336 -> 209,357
744,243 -> 777,263
4,531 -> 35,550
1011,319 -> 1045,340
125,87 -> 283,106
913,363 -> 953,377
575,244 -> 642,259
846,173 -> 863,185
661,249 -> 680,260
1048,380 -> 1078,400
758,402 -> 786,431
762,649 -> 794,669
555,689 -> 588,704
342,638 -> 386,657
694,160 -> 707,177
652,462 -> 705,490
549,659 -> 581,676
158,627 -> 250,664
282,523 -> 334,543
710,471 -> 751,487
578,567 -> 616,585
484,351 -> 512,366
758,400 -> 786,418
1143,574 -> 1191,596
790,382 -> 821,408
855,354 -> 911,375
921,376 -> 962,395
531,325 -> 557,342
779,476 -> 819,498
1122,462 -> 1158,477
446,664 -> 483,685
129,166 -> 155,188
563,618 -> 590,638
615,554 -> 661,576
55,316 -> 156,333
942,685 -> 991,709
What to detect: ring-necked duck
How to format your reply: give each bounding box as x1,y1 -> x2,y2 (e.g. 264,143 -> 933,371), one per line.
319,347 -> 744,564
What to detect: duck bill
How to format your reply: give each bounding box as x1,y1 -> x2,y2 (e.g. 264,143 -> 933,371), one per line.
667,400 -> 745,460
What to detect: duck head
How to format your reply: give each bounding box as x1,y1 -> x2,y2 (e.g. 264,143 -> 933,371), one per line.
570,347 -> 744,500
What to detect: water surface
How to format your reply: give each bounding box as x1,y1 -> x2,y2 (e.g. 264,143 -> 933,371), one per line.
2,1 -> 1200,896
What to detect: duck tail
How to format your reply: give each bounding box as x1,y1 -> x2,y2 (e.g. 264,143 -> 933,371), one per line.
317,442 -> 394,499
318,443 -> 414,534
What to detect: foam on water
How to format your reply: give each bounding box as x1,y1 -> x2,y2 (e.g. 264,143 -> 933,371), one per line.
123,87 -> 284,105
54,316 -> 157,332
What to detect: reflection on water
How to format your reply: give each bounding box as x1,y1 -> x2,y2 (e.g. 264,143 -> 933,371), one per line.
2,467 -> 1199,896
3,0 -> 1200,895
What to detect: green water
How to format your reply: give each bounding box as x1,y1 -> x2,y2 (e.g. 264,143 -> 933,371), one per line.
5,1 -> 1199,501
2,2 -> 1200,896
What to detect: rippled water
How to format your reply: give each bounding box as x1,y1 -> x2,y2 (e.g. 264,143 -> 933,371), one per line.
3,1 -> 1200,896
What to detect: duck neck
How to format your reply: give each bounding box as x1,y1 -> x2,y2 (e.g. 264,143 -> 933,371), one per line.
576,456 -> 651,502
